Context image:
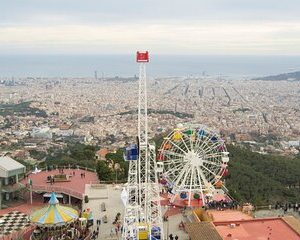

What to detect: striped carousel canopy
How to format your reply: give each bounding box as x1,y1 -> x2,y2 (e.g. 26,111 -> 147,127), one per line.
30,192 -> 79,226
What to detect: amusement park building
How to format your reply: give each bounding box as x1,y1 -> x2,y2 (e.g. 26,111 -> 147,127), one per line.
0,156 -> 26,209
214,217 -> 300,240
186,214 -> 300,240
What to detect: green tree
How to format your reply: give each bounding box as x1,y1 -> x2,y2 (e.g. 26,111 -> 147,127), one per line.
225,145 -> 300,205
105,149 -> 129,180
96,161 -> 112,181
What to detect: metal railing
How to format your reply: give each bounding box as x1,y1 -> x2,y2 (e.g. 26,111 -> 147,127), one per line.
20,165 -> 101,199
30,184 -> 84,199
24,165 -> 97,176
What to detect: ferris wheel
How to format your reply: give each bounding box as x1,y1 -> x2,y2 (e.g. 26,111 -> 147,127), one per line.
158,124 -> 229,206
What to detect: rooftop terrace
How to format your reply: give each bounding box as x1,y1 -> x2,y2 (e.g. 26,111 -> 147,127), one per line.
214,217 -> 300,240
20,169 -> 98,199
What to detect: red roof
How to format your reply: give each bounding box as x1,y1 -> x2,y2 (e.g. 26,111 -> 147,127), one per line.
21,169 -> 98,199
214,217 -> 300,240
96,148 -> 109,158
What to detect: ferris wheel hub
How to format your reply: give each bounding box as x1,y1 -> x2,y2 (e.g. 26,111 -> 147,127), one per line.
185,150 -> 203,167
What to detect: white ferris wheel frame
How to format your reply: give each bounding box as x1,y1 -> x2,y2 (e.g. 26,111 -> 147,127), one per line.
159,124 -> 229,206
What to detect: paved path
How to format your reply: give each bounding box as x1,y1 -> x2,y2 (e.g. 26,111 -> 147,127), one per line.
83,184 -> 124,240
162,206 -> 189,240
83,184 -> 193,240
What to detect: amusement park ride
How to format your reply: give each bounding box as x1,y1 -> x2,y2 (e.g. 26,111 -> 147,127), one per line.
122,51 -> 164,240
159,125 -> 230,206
122,52 -> 230,240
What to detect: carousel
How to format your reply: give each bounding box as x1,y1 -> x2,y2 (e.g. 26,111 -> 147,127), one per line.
30,192 -> 89,240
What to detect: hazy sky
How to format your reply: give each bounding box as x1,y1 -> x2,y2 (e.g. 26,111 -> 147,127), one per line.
1,0 -> 300,55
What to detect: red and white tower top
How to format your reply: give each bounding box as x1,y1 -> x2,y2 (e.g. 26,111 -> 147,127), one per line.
136,51 -> 149,62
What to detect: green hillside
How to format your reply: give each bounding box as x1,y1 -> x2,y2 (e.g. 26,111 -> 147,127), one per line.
226,145 -> 300,205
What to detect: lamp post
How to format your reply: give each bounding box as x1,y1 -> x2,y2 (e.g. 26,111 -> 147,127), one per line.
164,204 -> 170,240
0,180 -> 2,210
114,163 -> 120,183
167,211 -> 170,240
28,178 -> 33,204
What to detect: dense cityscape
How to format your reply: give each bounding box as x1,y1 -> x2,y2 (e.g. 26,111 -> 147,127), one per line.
1,76 -> 299,155
0,73 -> 300,239
1,0 -> 300,239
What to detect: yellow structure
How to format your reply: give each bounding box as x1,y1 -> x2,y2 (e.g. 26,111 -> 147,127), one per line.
138,223 -> 149,240
193,208 -> 213,222
172,129 -> 182,141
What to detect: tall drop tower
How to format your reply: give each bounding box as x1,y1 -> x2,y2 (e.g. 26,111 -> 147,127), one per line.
122,52 -> 164,240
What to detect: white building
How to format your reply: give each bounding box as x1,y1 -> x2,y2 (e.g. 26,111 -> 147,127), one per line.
0,156 -> 26,209
288,141 -> 300,148
31,127 -> 53,139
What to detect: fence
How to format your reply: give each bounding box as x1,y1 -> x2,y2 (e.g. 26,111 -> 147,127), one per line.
98,180 -> 127,184
1,225 -> 35,240
24,165 -> 97,178
0,225 -> 93,240
20,165 -> 100,199
31,184 -> 83,199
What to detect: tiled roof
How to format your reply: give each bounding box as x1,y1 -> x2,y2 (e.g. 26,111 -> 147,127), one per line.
185,222 -> 223,240
283,216 -> 300,235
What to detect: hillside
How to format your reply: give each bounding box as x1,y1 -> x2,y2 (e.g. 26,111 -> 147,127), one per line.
226,145 -> 300,205
252,71 -> 300,81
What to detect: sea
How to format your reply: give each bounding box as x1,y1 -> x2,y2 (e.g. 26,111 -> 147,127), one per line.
0,54 -> 299,78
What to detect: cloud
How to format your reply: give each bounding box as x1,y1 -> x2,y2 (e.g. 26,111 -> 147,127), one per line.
0,0 -> 300,54
0,21 -> 300,55
2,0 -> 300,24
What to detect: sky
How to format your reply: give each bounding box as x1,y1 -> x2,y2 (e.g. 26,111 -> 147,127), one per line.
0,0 -> 300,55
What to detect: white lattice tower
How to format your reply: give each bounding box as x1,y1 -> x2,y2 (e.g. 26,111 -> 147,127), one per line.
147,144 -> 164,237
122,159 -> 139,239
138,62 -> 149,217
122,52 -> 164,240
